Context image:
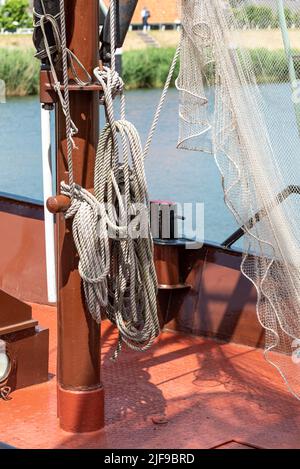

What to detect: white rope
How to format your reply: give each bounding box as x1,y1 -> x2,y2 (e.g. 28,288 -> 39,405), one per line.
36,0 -> 179,356
93,0 -> 161,354
33,2 -> 92,136
94,117 -> 160,355
34,1 -> 110,320
143,40 -> 181,159
52,0 -> 161,356
61,182 -> 110,322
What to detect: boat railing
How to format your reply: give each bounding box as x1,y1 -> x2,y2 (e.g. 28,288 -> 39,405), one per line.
222,185 -> 300,248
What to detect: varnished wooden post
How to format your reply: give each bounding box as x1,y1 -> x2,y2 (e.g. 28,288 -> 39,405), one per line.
56,0 -> 104,433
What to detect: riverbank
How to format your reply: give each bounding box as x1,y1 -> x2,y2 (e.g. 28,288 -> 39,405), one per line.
0,46 -> 298,96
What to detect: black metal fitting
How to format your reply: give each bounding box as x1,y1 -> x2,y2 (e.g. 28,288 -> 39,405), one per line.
100,0 -> 138,63
32,0 -> 61,65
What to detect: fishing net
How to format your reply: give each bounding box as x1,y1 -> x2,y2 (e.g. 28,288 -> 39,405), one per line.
177,0 -> 300,397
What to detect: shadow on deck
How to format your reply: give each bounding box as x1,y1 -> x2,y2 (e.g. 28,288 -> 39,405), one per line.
0,304 -> 299,449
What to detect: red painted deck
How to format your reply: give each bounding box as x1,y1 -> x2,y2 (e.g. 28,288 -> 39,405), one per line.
1,304 -> 300,449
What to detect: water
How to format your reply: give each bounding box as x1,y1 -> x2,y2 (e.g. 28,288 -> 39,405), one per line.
0,85 -> 297,245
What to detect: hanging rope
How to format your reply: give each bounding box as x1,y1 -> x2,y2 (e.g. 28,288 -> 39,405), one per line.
143,41 -> 181,159
35,0 -> 180,356
61,182 -> 110,322
33,0 -> 92,133
34,0 -> 111,321
92,0 -> 161,355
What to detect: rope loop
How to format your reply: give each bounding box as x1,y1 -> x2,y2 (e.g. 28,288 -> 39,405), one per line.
61,182 -> 110,323
95,66 -> 124,98
34,0 -> 179,357
0,386 -> 12,401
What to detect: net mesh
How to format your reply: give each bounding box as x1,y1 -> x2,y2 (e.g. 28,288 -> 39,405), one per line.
177,0 -> 300,397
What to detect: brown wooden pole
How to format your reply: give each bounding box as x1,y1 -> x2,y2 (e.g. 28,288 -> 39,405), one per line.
56,0 -> 104,433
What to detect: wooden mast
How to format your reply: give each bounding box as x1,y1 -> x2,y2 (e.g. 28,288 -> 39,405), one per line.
55,0 -> 104,433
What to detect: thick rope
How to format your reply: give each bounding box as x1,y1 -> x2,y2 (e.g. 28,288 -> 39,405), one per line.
35,0 -> 179,355
94,119 -> 160,355
94,114 -> 160,353
61,183 -> 110,322
90,0 -> 163,355
34,1 -> 110,320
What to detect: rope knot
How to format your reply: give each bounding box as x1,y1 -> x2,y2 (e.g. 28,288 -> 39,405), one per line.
0,386 -> 12,401
94,66 -> 124,98
53,81 -> 61,93
60,182 -> 110,323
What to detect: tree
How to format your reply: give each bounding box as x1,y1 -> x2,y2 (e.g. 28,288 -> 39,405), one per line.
0,0 -> 32,32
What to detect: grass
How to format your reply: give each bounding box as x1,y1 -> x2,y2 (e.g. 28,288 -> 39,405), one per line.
0,48 -> 39,96
123,47 -> 180,89
0,44 -> 180,96
0,36 -> 299,96
248,48 -> 293,84
123,47 -> 300,89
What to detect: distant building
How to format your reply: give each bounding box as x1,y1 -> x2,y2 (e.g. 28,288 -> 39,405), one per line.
101,0 -> 180,29
131,0 -> 179,27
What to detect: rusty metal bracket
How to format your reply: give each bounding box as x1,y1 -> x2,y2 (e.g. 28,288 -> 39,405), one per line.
40,68 -> 103,105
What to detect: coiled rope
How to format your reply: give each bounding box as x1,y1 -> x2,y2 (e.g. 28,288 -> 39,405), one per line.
92,0 -> 161,355
35,0 -> 180,356
93,69 -> 160,354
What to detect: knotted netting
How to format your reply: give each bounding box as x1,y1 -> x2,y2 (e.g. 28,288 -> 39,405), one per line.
177,0 -> 300,397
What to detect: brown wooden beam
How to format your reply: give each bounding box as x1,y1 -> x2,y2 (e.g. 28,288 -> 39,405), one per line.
55,0 -> 104,433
